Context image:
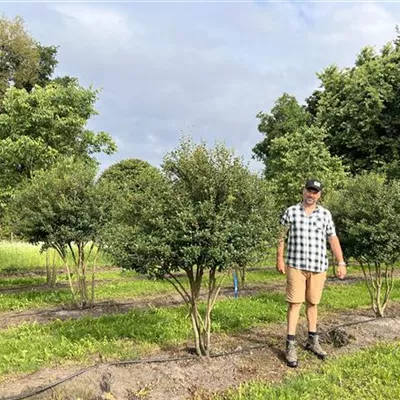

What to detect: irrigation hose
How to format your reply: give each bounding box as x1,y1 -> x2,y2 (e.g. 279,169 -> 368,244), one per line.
0,316 -> 387,400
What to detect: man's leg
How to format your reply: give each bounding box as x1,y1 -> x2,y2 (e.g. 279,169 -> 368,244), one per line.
285,302 -> 302,367
305,271 -> 327,359
285,267 -> 306,367
306,302 -> 317,332
287,302 -> 302,335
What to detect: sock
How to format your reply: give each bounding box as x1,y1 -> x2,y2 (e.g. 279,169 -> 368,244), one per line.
287,334 -> 295,343
308,331 -> 317,339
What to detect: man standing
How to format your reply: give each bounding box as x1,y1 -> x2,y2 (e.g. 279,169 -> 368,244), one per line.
276,179 -> 346,368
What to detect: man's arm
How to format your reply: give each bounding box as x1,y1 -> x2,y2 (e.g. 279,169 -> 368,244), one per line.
276,227 -> 288,274
328,235 -> 346,279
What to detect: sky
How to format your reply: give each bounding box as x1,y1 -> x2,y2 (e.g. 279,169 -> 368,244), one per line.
1,1 -> 399,172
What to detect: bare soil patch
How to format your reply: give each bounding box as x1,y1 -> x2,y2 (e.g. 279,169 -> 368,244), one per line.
1,304 -> 400,400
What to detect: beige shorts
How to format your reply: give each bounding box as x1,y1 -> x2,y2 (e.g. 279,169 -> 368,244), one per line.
286,266 -> 326,305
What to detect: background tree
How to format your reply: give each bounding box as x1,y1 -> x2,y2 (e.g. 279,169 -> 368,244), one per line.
253,93 -> 310,165
99,158 -> 157,197
316,41 -> 400,175
0,80 -> 116,234
0,15 -> 58,104
104,139 -> 279,356
12,158 -> 114,308
265,126 -> 348,208
327,173 -> 400,317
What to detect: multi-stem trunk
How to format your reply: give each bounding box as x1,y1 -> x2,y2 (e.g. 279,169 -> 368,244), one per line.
360,260 -> 394,318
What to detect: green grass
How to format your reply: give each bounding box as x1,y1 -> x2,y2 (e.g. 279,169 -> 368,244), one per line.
1,282 -> 399,380
0,295 -> 279,377
216,342 -> 400,399
0,265 -> 398,313
0,241 -> 114,274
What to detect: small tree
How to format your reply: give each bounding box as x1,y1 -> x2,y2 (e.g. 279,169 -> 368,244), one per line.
104,139 -> 279,356
327,173 -> 400,317
13,158 -> 113,308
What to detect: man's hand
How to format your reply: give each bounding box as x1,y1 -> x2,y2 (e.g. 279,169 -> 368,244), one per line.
276,259 -> 286,275
336,265 -> 346,280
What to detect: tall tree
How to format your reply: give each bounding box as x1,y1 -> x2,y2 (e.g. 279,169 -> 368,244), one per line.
0,15 -> 39,102
264,126 -> 348,208
0,81 -> 116,187
0,15 -> 58,104
316,40 -> 400,175
253,93 -> 310,165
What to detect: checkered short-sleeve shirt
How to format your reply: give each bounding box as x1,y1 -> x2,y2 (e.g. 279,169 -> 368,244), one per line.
280,203 -> 336,272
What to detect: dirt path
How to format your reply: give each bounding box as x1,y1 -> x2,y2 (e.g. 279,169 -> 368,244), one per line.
0,305 -> 400,400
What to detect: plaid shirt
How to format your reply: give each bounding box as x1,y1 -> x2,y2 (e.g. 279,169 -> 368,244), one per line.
280,203 -> 336,272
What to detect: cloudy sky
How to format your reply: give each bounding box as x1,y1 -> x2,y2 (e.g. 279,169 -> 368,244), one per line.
1,1 -> 398,172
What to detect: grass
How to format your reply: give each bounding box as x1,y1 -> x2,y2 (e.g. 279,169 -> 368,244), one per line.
0,294 -> 288,378
0,241 -> 399,387
0,241 -> 114,274
216,342 -> 400,399
1,281 -> 400,379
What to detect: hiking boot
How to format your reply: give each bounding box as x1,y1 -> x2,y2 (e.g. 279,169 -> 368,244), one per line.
305,334 -> 327,359
285,340 -> 298,368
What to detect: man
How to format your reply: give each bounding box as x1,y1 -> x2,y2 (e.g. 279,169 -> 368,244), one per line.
276,179 -> 346,368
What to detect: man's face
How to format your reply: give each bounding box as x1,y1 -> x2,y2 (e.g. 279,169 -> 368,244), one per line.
302,187 -> 321,205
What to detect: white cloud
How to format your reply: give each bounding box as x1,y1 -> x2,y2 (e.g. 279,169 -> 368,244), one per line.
2,1 -> 400,173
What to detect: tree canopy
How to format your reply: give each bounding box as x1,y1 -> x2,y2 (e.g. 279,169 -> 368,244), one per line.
265,126 -> 348,208
0,81 -> 116,191
0,15 -> 58,104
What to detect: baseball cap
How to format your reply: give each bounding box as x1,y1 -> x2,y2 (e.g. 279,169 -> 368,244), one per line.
305,179 -> 323,192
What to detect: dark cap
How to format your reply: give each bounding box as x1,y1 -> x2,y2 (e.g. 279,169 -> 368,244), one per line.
305,179 -> 323,192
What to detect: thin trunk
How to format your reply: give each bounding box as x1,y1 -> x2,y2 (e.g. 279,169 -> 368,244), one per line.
90,243 -> 98,305
51,249 -> 57,287
45,249 -> 51,286
360,261 -> 375,312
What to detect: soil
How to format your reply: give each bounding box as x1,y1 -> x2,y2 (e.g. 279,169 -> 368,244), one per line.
0,272 -> 399,400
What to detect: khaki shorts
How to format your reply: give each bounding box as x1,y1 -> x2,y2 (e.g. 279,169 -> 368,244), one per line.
286,266 -> 326,305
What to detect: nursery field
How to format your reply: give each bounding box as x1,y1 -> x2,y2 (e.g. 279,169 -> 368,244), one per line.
0,242 -> 399,400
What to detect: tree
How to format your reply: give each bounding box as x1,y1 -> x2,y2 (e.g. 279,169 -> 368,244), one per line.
0,15 -> 39,102
12,158 -> 114,308
0,16 -> 58,103
104,139 -> 279,356
253,93 -> 310,165
327,173 -> 400,317
316,40 -> 400,175
99,158 -> 158,196
0,81 -> 116,191
265,126 -> 348,208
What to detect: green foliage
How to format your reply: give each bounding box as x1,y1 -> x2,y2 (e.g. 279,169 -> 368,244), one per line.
265,126 -> 348,208
316,40 -> 400,175
99,158 -> 158,194
253,93 -> 310,164
13,159 -> 110,248
217,342 -> 400,399
0,15 -> 39,103
104,138 -> 280,354
110,138 -> 278,276
328,174 -> 400,264
327,173 -> 400,316
12,158 -> 115,306
0,81 -> 115,183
